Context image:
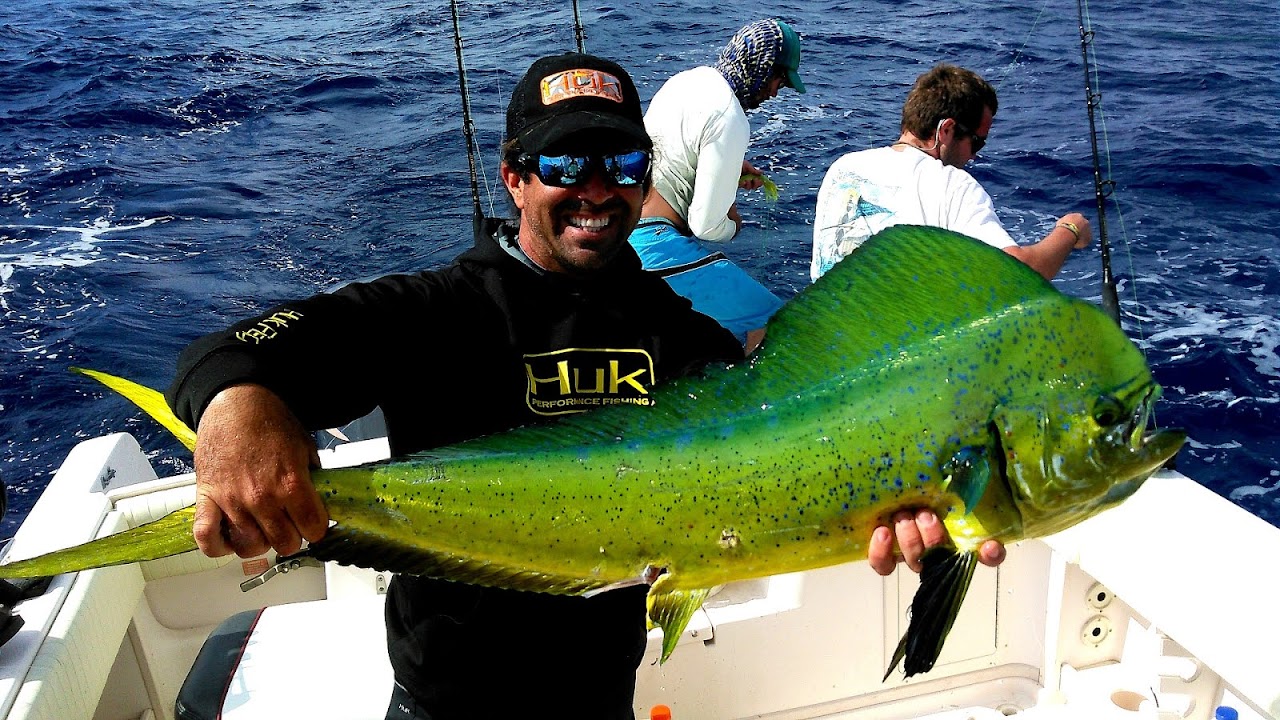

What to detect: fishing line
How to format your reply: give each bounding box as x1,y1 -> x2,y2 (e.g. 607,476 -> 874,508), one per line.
1078,0 -> 1167,437
990,1 -> 1121,316
997,0 -> 1051,80
1003,0 -> 1143,335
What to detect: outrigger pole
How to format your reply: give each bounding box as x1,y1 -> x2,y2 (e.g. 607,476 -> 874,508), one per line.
1075,0 -> 1121,325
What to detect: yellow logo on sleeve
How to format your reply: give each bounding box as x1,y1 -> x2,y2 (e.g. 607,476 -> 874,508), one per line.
235,310 -> 304,345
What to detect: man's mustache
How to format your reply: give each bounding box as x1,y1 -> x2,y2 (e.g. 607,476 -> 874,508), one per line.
557,197 -> 631,216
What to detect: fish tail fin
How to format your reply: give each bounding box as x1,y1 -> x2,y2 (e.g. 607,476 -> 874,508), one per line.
883,547 -> 979,681
0,507 -> 199,579
646,574 -> 709,663
71,367 -> 197,452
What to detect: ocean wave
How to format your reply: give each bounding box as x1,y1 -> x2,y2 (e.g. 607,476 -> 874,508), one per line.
291,74 -> 391,110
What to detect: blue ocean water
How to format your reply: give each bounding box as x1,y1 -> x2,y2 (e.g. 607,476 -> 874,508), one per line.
1,0 -> 1277,538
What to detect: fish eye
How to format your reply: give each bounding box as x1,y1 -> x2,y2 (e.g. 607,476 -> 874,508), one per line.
1092,395 -> 1125,427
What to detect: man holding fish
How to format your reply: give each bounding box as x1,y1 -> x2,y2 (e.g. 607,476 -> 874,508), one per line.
164,53 -> 1002,719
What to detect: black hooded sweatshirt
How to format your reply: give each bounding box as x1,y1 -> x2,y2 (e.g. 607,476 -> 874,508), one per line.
166,223 -> 742,718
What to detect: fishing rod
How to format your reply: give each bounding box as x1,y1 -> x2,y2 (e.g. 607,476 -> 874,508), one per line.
1076,3 -> 1169,455
1075,0 -> 1121,325
449,1 -> 589,238
572,0 -> 587,52
449,0 -> 485,236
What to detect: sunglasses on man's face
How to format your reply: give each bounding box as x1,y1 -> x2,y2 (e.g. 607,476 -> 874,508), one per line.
953,120 -> 987,154
518,150 -> 651,187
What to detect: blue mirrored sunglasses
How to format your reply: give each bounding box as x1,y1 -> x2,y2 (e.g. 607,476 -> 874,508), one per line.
519,150 -> 651,187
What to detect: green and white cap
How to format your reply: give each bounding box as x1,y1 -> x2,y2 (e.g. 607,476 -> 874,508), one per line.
776,20 -> 806,94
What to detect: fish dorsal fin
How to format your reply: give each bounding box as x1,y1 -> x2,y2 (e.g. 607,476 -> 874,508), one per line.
758,225 -> 1055,390
639,225 -> 1060,433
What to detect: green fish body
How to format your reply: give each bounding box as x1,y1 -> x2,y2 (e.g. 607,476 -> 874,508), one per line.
0,226 -> 1184,678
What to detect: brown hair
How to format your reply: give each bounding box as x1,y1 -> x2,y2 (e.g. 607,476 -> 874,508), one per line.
900,63 -> 998,140
501,137 -> 529,180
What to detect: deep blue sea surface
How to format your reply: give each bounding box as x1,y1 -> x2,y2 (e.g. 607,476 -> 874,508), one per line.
1,0 -> 1277,537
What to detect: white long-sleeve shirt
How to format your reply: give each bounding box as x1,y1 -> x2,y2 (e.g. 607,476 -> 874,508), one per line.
644,66 -> 748,243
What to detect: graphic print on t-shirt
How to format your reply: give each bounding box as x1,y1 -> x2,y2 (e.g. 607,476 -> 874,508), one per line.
815,172 -> 897,277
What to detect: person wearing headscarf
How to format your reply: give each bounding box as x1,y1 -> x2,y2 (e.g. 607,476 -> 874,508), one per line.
629,19 -> 805,353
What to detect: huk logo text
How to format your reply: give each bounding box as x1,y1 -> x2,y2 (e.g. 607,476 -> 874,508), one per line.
523,347 -> 655,416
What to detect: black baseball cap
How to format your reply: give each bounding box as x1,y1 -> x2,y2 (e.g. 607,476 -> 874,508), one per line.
506,53 -> 651,155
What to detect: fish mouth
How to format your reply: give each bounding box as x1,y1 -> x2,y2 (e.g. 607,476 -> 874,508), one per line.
1083,417 -> 1184,517
1136,427 -> 1186,464
1112,383 -> 1186,475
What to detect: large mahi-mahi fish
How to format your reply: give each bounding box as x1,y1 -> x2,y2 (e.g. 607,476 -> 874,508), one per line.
0,226 -> 1184,679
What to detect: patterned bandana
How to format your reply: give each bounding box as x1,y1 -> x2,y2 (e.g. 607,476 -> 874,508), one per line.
713,19 -> 783,108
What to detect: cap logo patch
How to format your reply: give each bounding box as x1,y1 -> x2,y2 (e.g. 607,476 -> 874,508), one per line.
540,69 -> 624,106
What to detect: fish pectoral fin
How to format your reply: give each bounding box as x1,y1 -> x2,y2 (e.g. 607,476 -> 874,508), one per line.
942,446 -> 992,515
883,546 -> 978,681
646,574 -> 709,663
0,505 -> 199,580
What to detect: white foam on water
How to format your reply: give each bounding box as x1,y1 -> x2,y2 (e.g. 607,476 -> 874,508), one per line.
0,216 -> 173,309
3,164 -> 35,217
1187,437 -> 1245,451
1,216 -> 171,258
1148,301 -> 1280,382
170,97 -> 241,137
1229,471 -> 1280,503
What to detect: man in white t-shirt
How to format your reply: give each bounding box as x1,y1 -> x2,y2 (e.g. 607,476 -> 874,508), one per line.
812,63 -> 1092,282
630,19 -> 804,352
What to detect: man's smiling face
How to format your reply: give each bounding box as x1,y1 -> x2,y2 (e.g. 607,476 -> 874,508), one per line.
503,141 -> 645,276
